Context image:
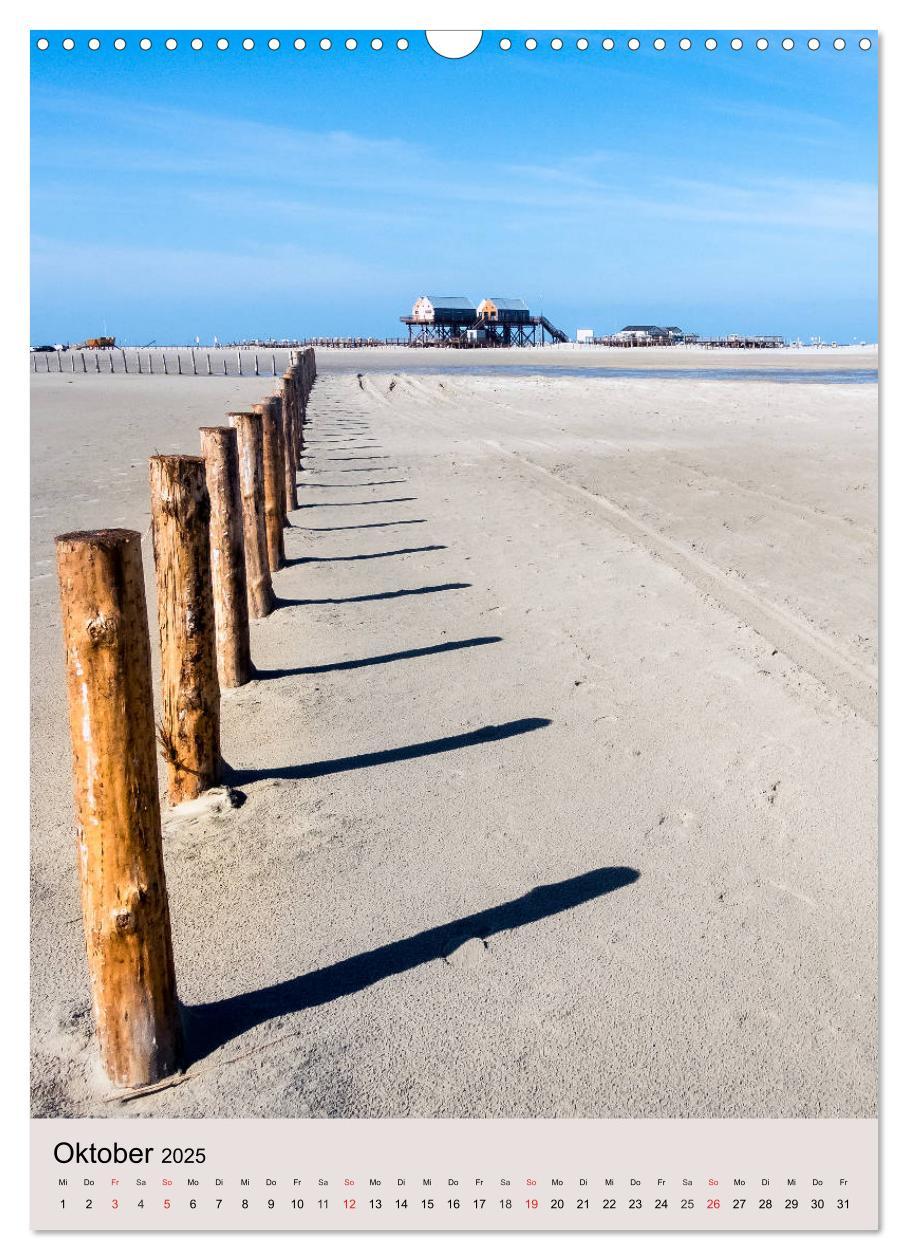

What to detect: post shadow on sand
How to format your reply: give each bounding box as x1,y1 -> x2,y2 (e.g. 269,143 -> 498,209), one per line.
254,634 -> 502,679
296,497 -> 417,509
297,481 -> 408,489
271,582 -> 470,610
285,545 -> 446,565
225,716 -> 551,785
184,864 -> 640,1062
297,519 -> 427,532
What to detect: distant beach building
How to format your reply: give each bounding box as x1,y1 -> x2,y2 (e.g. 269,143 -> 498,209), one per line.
411,296 -> 476,324
402,293 -> 567,346
476,297 -> 530,322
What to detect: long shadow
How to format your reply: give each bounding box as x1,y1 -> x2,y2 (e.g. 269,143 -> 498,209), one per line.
185,865 -> 640,1061
286,545 -> 446,564
254,635 -> 502,679
297,497 -> 417,509
298,481 -> 408,488
228,717 -> 551,785
315,466 -> 400,473
326,455 -> 390,461
274,582 -> 470,607
298,519 -> 426,532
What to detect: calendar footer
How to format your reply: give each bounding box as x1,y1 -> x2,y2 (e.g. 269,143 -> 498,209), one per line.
31,1116 -> 878,1231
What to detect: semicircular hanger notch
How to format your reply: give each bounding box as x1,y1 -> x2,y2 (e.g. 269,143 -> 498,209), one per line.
425,30 -> 483,59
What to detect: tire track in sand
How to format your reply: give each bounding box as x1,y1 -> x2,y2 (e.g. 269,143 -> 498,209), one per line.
485,440 -> 877,725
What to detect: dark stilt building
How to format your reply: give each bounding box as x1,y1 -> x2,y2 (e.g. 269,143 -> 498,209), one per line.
402,295 -> 568,346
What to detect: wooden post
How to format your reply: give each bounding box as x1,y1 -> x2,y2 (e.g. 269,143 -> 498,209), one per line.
237,350 -> 242,376
279,379 -> 299,512
149,455 -> 221,804
199,427 -> 252,689
122,347 -> 128,374
228,412 -> 275,619
57,350 -> 62,371
254,399 -> 287,566
55,528 -> 182,1088
283,371 -> 301,468
81,352 -> 86,373
177,352 -> 183,376
271,353 -> 276,377
95,353 -> 101,373
163,354 -> 168,376
254,353 -> 260,376
191,348 -> 197,375
206,352 -> 212,376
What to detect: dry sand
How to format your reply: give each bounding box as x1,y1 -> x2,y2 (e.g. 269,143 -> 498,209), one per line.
30,349 -> 877,1118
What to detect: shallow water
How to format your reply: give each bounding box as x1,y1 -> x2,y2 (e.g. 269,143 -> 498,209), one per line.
341,364 -> 878,386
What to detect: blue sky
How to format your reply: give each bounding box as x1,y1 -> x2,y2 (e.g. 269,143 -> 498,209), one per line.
30,32 -> 878,344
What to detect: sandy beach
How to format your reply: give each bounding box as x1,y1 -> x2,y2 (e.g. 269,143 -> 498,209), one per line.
30,349 -> 877,1119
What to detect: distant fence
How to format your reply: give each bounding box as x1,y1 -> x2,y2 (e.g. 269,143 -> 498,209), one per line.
31,347 -> 304,377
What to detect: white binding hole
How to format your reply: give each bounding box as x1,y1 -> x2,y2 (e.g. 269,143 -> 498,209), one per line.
499,38 -> 511,50
114,38 -> 126,50
525,38 -> 537,50
834,38 -> 846,51
242,38 -> 254,50
294,38 -> 306,50
165,38 -> 177,51
679,37 -> 692,50
371,38 -> 383,50
653,38 -> 666,51
859,37 -> 872,50
191,38 -> 203,51
346,38 -> 357,50
36,37 -> 49,50
808,38 -> 820,50
88,38 -> 100,51
62,37 -> 75,50
576,38 -> 589,51
628,38 -> 640,51
756,37 -> 769,50
139,38 -> 152,51
782,38 -> 795,50
705,37 -> 718,50
217,38 -> 229,50
269,38 -> 280,51
426,31 -> 482,58
731,38 -> 743,51
602,38 -> 615,50
551,38 -> 563,51
397,38 -> 409,50
320,38 -> 331,50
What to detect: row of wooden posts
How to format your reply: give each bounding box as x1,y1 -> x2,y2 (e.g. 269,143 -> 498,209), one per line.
32,347 -> 297,376
53,348 -> 317,1091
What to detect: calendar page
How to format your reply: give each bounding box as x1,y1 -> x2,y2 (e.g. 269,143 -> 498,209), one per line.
28,4 -> 879,1236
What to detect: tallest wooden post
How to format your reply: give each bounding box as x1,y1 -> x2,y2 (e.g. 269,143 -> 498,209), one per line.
55,528 -> 182,1088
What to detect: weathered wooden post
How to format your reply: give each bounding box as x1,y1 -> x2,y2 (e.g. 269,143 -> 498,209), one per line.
81,352 -> 87,373
283,370 -> 302,468
279,379 -> 299,512
122,347 -> 128,374
191,347 -> 197,375
254,398 -> 287,568
271,353 -> 276,377
55,528 -> 182,1088
149,455 -> 221,804
95,352 -> 101,373
163,353 -> 169,376
254,353 -> 260,377
200,427 -> 252,688
177,352 -> 183,376
206,352 -> 212,376
228,412 -> 275,619
56,350 -> 62,371
237,349 -> 242,377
